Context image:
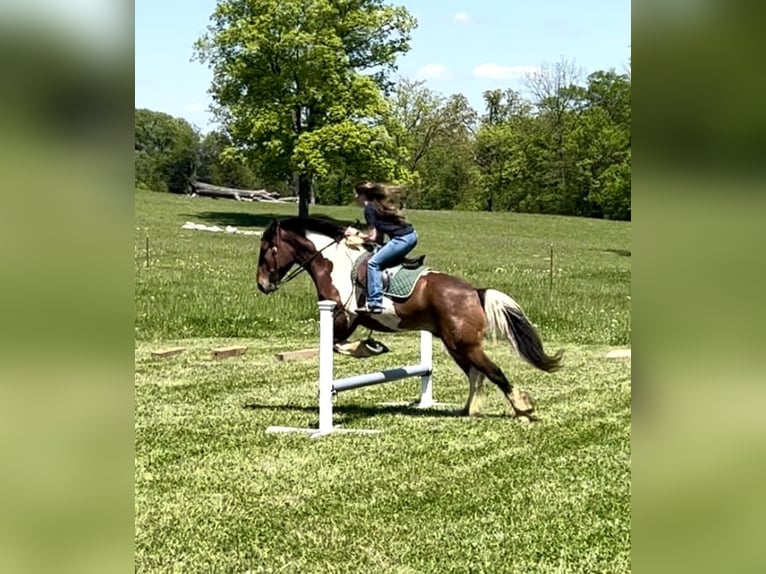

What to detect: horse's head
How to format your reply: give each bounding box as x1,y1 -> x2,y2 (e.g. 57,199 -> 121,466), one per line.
256,219 -> 298,293
256,216 -> 349,294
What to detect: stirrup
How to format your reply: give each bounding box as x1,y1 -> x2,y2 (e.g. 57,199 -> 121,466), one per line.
355,304 -> 383,315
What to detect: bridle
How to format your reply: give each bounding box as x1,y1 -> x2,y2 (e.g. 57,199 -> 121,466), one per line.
264,220 -> 340,289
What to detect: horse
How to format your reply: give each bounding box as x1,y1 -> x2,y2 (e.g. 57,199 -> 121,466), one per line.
256,216 -> 563,418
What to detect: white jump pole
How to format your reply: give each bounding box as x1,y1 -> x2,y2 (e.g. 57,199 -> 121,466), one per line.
316,300 -> 337,436
418,329 -> 434,408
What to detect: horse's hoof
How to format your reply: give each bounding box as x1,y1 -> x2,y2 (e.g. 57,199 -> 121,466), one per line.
510,388 -> 535,413
515,411 -> 539,424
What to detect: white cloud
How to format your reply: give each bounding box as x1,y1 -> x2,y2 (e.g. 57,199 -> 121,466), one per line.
453,12 -> 470,23
417,64 -> 450,79
184,102 -> 206,113
473,63 -> 540,80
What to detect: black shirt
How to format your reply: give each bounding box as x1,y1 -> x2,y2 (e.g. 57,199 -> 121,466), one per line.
364,203 -> 414,243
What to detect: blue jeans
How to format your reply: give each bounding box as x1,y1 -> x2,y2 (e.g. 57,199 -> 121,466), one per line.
366,231 -> 418,308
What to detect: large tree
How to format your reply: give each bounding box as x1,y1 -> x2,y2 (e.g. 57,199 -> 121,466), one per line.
193,0 -> 416,217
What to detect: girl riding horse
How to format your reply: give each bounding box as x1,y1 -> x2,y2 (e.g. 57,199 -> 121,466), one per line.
344,181 -> 418,315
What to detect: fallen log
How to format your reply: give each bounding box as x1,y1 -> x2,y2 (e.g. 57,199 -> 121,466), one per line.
190,181 -> 296,203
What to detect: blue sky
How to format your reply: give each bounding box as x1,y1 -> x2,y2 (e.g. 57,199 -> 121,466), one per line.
135,0 -> 631,132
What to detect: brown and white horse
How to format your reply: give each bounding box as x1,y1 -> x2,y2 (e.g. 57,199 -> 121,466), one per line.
256,216 -> 563,418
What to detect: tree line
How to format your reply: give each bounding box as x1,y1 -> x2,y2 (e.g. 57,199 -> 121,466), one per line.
135,0 -> 630,221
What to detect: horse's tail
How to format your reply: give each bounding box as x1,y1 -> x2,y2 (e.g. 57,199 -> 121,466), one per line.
478,288 -> 563,373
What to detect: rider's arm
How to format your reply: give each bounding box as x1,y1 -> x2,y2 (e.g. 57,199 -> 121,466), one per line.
360,226 -> 377,242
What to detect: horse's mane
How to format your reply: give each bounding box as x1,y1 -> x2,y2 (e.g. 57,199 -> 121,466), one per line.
263,216 -> 349,242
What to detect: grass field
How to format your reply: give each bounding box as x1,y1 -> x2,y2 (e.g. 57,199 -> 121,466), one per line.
135,188 -> 631,573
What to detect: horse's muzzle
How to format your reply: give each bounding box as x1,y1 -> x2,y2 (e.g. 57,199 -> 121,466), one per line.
257,279 -> 277,294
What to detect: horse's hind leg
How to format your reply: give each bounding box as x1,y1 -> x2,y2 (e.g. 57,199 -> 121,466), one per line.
445,349 -> 485,416
463,344 -> 535,417
467,368 -> 486,416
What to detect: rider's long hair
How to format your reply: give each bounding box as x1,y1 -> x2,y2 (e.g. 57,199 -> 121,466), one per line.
355,181 -> 409,227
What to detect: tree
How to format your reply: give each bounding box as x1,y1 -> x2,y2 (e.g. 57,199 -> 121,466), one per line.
384,79 -> 479,208
524,58 -> 583,117
414,137 -> 480,210
584,69 -> 631,127
193,0 -> 416,217
134,108 -> 199,193
197,130 -> 258,189
521,59 -> 584,210
473,65 -> 631,219
475,89 -> 537,211
388,80 -> 478,171
577,70 -> 631,219
481,88 -> 531,125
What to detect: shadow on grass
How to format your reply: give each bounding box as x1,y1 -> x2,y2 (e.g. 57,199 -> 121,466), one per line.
243,401 -> 512,423
603,248 -> 631,257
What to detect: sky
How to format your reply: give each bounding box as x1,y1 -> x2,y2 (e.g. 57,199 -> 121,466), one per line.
135,0 -> 631,132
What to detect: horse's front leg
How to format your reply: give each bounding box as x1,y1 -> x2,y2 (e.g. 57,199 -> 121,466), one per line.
332,309 -> 359,344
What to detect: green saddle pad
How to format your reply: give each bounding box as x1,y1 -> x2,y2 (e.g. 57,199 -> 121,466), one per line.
385,265 -> 429,298
352,256 -> 430,299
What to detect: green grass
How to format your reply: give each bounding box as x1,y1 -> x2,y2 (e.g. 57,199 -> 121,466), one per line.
135,188 -> 631,573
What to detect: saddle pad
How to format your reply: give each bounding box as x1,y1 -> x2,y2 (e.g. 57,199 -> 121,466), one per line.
351,256 -> 429,299
385,265 -> 429,299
